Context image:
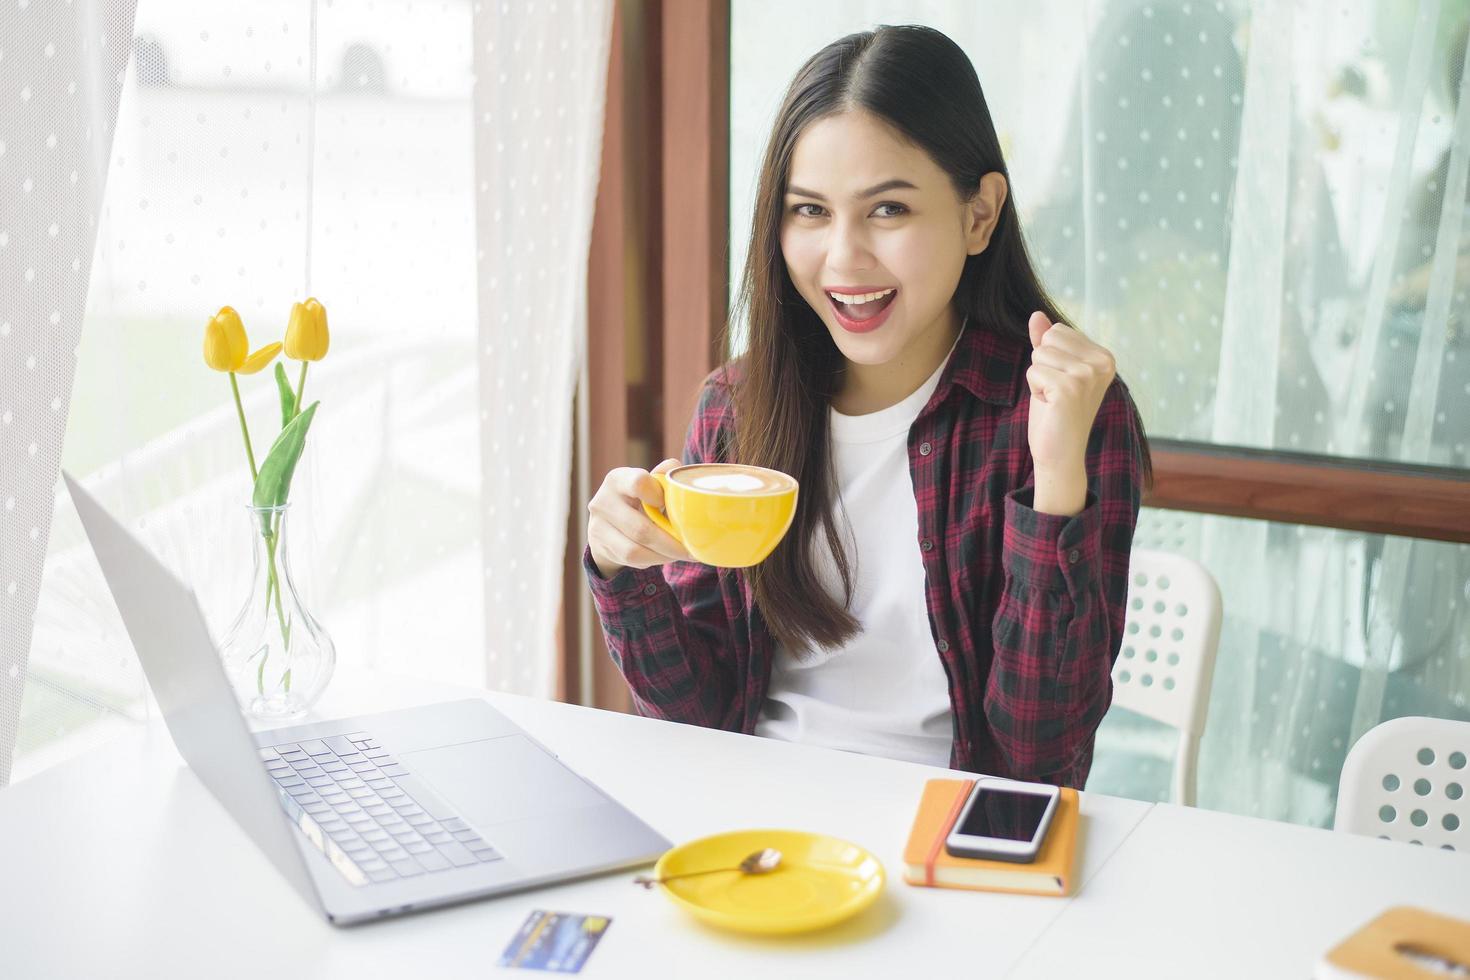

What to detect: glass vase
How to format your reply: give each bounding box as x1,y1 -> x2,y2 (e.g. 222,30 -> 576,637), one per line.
217,503 -> 335,719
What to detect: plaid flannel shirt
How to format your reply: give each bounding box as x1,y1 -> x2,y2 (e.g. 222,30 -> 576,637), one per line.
583,323 -> 1145,788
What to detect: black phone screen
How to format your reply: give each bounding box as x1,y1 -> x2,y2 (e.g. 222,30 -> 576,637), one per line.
956,788 -> 1051,841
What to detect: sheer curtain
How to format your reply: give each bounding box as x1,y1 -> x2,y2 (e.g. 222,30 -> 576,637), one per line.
0,0 -> 138,787
1032,0 -> 1470,826
473,3 -> 614,698
730,0 -> 1470,826
6,0 -> 612,784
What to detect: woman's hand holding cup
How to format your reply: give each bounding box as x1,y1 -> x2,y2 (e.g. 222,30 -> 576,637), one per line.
588,459 -> 692,579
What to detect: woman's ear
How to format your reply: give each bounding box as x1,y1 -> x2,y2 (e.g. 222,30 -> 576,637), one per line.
964,172 -> 1009,256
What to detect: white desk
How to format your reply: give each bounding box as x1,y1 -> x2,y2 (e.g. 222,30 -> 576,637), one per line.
1,671 -> 1465,979
1008,801 -> 1470,979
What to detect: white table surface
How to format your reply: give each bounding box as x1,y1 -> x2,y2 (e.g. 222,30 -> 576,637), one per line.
1007,799 -> 1470,980
2,670 -> 1466,979
0,670 -> 1151,979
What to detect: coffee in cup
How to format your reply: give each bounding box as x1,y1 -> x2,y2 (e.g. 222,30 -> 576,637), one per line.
642,463 -> 799,568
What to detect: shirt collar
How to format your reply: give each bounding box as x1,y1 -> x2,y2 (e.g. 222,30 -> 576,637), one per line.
936,315 -> 1028,407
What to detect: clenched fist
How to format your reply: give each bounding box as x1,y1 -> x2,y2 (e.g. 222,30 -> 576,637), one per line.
1024,311 -> 1116,516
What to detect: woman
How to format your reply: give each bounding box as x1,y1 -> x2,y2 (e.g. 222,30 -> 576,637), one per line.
584,24 -> 1149,788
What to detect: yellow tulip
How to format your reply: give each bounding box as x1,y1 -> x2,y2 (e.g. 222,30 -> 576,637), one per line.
284,297 -> 330,361
203,306 -> 248,372
236,341 -> 283,375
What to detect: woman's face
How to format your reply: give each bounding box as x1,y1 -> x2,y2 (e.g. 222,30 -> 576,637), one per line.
780,109 -> 1000,372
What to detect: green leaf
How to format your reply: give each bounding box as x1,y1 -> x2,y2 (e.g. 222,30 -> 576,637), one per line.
274,361 -> 296,429
252,401 -> 319,512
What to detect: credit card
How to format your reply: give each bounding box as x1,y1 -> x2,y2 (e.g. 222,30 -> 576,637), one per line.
498,910 -> 612,973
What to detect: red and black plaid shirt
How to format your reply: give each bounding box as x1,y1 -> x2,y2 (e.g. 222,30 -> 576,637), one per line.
584,323 -> 1145,788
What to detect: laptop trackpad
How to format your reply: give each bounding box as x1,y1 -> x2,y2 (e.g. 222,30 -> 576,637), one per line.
399,735 -> 607,827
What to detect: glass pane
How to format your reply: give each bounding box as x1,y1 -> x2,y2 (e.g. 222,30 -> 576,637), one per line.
1093,507 -> 1470,826
729,0 -> 1470,470
15,1 -> 483,782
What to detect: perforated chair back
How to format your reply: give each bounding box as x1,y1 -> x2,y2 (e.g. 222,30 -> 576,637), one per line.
1111,550 -> 1223,805
1335,716 -> 1469,851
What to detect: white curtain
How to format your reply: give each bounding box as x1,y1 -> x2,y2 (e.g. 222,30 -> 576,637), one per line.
473,2 -> 614,697
0,0 -> 138,787
6,0 -> 612,784
1041,0 -> 1470,827
730,0 -> 1470,827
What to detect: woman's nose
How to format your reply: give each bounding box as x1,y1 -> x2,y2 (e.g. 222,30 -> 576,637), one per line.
826,219 -> 876,271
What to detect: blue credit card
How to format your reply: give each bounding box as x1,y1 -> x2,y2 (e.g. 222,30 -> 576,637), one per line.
498,910 -> 612,973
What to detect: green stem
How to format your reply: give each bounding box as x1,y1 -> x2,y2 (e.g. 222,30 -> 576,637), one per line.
293,362 -> 309,420
262,527 -> 292,694
229,373 -> 258,482
257,361 -> 309,699
267,360 -> 308,639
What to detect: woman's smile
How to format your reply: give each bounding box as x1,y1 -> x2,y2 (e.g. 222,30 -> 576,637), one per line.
826,286 -> 899,333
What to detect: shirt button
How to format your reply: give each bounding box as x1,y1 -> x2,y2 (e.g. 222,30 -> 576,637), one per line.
921,538 -> 934,552
642,583 -> 658,596
937,639 -> 950,653
919,441 -> 933,456
1067,548 -> 1081,564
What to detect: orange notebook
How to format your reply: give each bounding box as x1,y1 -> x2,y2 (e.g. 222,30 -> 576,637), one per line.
901,778 -> 1080,897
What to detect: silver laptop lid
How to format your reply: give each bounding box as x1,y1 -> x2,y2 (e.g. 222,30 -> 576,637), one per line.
63,471 -> 322,913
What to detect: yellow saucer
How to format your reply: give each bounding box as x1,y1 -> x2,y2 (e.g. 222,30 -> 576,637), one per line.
652,829 -> 885,935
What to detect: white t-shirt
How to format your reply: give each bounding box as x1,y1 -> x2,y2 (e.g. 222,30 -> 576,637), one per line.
754,335 -> 961,768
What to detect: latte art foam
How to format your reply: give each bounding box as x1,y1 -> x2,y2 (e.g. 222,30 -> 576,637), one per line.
672,464 -> 794,495
689,472 -> 767,492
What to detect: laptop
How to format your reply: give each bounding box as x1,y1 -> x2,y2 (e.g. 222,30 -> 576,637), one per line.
64,471 -> 672,926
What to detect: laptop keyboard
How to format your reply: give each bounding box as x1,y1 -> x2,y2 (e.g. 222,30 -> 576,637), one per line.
261,731 -> 502,886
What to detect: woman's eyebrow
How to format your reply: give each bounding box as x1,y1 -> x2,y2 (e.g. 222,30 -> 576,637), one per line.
785,178 -> 919,201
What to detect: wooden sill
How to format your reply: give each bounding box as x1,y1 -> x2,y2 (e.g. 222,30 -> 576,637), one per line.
1147,440 -> 1470,544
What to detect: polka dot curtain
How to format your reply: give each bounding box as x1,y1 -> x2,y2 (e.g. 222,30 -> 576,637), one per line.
4,0 -> 613,785
0,0 -> 138,787
730,0 -> 1469,828
472,1 -> 613,698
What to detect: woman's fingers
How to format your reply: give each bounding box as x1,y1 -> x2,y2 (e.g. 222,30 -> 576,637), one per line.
615,459 -> 679,508
1027,310 -> 1053,349
611,467 -> 661,507
1025,363 -> 1077,403
590,463 -> 692,568
1029,344 -> 1110,381
1032,320 -> 1117,374
602,498 -> 691,562
1028,345 -> 1083,374
589,523 -> 678,570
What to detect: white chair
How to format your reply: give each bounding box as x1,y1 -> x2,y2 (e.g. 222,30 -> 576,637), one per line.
1109,549 -> 1223,807
1334,715 -> 1469,851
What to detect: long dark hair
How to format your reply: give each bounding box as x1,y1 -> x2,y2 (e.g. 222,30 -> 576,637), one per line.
726,24 -> 1150,653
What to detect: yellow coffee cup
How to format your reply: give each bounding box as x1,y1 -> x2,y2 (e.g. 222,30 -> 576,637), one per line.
642,463 -> 799,568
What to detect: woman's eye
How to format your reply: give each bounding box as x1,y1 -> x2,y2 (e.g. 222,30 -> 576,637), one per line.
790,203 -> 907,218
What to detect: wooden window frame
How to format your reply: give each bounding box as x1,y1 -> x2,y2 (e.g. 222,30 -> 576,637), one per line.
1149,440 -> 1470,545
560,0 -> 731,710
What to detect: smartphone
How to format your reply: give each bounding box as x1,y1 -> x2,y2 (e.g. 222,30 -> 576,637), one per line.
943,777 -> 1061,863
